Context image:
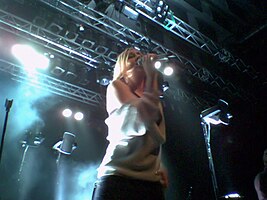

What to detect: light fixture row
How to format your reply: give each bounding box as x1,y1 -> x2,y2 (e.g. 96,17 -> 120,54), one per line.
62,108 -> 84,121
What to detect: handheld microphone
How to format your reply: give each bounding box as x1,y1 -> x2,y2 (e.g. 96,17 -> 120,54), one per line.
137,54 -> 169,66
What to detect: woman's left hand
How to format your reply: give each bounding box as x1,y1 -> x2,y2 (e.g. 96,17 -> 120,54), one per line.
158,168 -> 169,188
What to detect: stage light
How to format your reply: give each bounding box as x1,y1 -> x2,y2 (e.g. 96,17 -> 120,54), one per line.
223,192 -> 243,199
97,69 -> 112,86
78,24 -> 85,32
74,112 -> 84,121
162,81 -> 169,92
65,22 -> 79,41
137,54 -> 173,76
114,0 -> 139,20
154,60 -> 162,69
200,99 -> 232,125
11,44 -> 50,71
47,22 -> 63,34
155,0 -> 169,22
97,75 -> 111,86
200,99 -> 233,200
122,5 -> 139,20
62,108 -> 72,118
154,62 -> 174,76
163,66 -> 173,76
20,130 -> 45,147
53,132 -> 77,155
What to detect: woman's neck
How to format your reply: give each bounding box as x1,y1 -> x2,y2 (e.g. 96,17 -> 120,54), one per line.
126,77 -> 144,97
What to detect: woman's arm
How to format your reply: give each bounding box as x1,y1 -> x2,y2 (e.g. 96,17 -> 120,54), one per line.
106,79 -> 165,144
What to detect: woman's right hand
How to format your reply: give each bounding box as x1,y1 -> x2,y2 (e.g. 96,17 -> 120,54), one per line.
140,54 -> 161,94
140,53 -> 158,78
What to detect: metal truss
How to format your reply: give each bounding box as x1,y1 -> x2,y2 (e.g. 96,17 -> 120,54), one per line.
0,9 -> 117,70
0,59 -> 103,107
0,9 -> 213,108
0,1 -> 255,106
129,0 -> 259,80
0,57 -> 210,108
34,0 -> 253,101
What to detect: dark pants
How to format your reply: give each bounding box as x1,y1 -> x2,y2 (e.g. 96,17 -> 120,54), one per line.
92,175 -> 165,200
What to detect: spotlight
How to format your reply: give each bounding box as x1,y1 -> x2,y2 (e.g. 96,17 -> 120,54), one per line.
53,132 -> 77,155
62,108 -> 72,118
155,0 -> 169,22
154,62 -> 174,76
97,69 -> 112,86
114,0 -> 139,20
11,44 -> 50,71
74,112 -> 84,121
163,66 -> 173,76
121,5 -> 139,20
65,31 -> 78,41
154,60 -> 162,69
162,81 -> 169,92
223,192 -> 243,199
200,99 -> 233,125
138,54 -> 172,76
97,76 -> 111,86
200,99 -> 233,200
20,130 -> 45,147
78,24 -> 85,31
158,71 -> 169,98
47,22 -> 63,34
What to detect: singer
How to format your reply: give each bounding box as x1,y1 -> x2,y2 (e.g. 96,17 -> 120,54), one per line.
92,48 -> 168,200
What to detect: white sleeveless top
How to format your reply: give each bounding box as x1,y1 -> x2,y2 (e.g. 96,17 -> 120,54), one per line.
97,93 -> 166,182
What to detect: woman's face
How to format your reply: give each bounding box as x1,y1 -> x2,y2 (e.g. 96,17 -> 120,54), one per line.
126,49 -> 143,69
125,49 -> 145,83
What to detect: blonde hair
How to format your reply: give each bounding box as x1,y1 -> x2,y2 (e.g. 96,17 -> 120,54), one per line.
113,48 -> 133,80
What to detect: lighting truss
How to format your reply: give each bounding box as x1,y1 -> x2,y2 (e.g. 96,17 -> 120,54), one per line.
129,0 -> 260,80
0,2 -> 255,106
0,59 -> 211,108
0,9 -> 117,70
0,59 -> 103,107
34,0 -> 253,101
0,10 -> 211,108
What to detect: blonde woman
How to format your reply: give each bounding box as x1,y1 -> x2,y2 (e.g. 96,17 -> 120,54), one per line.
92,48 -> 168,200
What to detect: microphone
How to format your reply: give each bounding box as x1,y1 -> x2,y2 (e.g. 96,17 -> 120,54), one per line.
137,54 -> 169,66
155,54 -> 169,62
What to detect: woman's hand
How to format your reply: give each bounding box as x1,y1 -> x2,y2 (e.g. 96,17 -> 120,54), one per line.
140,53 -> 158,78
139,54 -> 160,94
156,168 -> 169,189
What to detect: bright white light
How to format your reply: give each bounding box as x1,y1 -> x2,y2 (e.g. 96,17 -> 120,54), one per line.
204,117 -> 222,125
79,25 -> 85,31
74,112 -> 84,121
224,193 -> 242,199
133,46 -> 140,51
154,61 -> 162,69
62,109 -> 72,118
98,76 -> 111,86
163,66 -> 173,76
11,44 -> 50,71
